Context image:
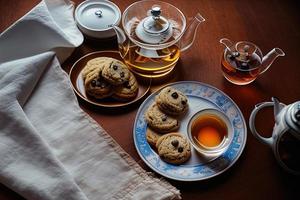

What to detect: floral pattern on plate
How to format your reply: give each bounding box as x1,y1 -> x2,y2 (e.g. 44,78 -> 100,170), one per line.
133,81 -> 247,181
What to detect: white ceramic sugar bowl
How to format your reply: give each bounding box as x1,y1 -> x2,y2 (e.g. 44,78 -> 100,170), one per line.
75,0 -> 121,39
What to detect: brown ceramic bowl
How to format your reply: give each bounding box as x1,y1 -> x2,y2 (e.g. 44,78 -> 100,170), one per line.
69,51 -> 151,108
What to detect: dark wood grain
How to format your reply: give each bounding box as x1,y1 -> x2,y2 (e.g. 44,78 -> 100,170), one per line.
1,0 -> 300,199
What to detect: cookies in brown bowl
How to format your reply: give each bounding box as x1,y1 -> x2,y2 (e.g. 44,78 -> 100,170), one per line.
113,71 -> 139,101
82,57 -> 138,101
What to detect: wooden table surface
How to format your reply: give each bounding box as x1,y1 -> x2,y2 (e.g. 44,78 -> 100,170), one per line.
1,0 -> 300,199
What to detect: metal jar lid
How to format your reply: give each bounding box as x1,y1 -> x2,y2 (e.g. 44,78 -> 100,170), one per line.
75,0 -> 121,39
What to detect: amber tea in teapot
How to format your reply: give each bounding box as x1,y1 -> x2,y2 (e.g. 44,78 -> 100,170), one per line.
122,44 -> 180,77
220,38 -> 285,85
121,42 -> 181,78
221,49 -> 261,85
114,0 -> 205,78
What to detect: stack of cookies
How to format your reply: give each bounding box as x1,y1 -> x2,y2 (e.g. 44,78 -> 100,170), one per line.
82,57 -> 138,101
145,86 -> 191,164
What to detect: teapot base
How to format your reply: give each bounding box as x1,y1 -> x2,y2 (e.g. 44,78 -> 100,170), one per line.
129,64 -> 176,79
223,74 -> 256,85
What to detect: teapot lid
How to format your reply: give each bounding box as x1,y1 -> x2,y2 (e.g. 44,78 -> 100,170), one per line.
235,41 -> 258,62
286,102 -> 300,139
135,5 -> 173,44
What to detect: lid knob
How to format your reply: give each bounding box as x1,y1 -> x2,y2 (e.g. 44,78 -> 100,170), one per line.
135,4 -> 173,44
151,5 -> 161,20
95,10 -> 103,17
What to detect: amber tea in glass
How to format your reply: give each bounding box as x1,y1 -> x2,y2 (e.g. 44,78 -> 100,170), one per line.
191,114 -> 227,148
187,109 -> 234,157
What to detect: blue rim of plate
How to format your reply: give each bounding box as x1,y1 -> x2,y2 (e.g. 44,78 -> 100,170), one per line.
133,81 -> 247,181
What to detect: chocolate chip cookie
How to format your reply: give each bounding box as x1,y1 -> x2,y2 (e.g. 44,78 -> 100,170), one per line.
146,128 -> 163,146
102,59 -> 130,85
156,132 -> 191,164
145,103 -> 179,133
82,58 -> 113,99
155,86 -> 188,116
112,71 -> 139,101
84,70 -> 113,99
82,57 -> 112,81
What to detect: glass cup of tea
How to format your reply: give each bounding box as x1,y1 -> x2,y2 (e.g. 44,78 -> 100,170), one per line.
187,108 -> 234,157
220,38 -> 285,85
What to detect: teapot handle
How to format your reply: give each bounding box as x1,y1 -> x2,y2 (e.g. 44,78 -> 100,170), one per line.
249,102 -> 275,147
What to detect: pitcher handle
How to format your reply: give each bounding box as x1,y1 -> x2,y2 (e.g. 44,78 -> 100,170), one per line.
249,102 -> 275,147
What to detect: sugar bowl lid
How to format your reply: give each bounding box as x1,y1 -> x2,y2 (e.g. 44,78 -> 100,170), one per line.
75,0 -> 121,38
135,5 -> 173,44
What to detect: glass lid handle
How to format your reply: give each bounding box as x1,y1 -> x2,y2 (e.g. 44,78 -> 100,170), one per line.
151,5 -> 161,20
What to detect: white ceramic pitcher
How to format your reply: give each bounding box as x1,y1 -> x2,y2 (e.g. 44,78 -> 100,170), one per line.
249,97 -> 300,175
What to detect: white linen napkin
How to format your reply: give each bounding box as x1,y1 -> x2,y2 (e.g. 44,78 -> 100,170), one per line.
0,0 -> 181,199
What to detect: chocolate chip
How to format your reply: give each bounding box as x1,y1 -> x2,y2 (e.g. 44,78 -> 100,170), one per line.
113,65 -> 118,70
167,89 -> 171,93
96,80 -> 101,87
123,81 -> 131,89
171,92 -> 178,99
161,115 -> 167,121
120,71 -> 125,78
91,80 -> 96,87
100,82 -> 107,88
171,140 -> 179,147
149,116 -> 153,120
178,147 -> 183,152
181,100 -> 186,105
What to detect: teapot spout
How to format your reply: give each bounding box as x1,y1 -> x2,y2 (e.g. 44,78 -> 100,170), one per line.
113,26 -> 129,58
261,48 -> 285,74
179,13 -> 205,52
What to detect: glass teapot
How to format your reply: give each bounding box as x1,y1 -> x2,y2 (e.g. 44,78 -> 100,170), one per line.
249,97 -> 300,175
113,0 -> 205,78
220,38 -> 285,85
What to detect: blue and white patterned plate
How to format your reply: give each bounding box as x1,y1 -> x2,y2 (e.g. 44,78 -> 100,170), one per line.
133,81 -> 247,181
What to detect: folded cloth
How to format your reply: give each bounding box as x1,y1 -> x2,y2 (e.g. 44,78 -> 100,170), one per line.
0,1 -> 181,200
